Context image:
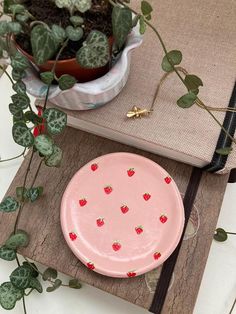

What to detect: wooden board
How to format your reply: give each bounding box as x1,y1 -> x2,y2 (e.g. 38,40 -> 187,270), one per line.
0,127 -> 229,313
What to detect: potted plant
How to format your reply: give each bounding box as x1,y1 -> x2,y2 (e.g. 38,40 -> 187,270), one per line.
0,0 -> 142,110
0,0 -> 235,312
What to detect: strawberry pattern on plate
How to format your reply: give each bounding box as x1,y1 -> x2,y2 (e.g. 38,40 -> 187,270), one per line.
61,152 -> 184,278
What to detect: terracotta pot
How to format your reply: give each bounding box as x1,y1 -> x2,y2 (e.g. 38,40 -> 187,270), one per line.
16,37 -> 113,83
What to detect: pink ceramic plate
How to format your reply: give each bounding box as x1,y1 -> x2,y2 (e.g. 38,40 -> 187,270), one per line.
61,153 -> 184,278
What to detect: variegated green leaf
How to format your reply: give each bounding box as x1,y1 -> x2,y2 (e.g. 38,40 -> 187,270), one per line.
45,145 -> 63,167
0,196 -> 19,213
112,6 -> 132,49
5,230 -> 29,250
11,51 -> 29,71
12,122 -> 34,147
0,246 -> 16,261
0,282 -> 23,310
10,266 -> 31,289
34,134 -> 54,156
43,108 -> 67,134
29,277 -> 43,293
11,93 -> 30,110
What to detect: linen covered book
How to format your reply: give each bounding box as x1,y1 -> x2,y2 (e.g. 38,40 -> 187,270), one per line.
38,0 -> 236,174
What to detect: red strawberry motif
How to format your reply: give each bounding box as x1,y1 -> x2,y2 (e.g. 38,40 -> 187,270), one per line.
69,232 -> 77,241
165,177 -> 172,184
143,193 -> 151,201
96,218 -> 104,227
112,241 -> 121,251
127,168 -> 135,177
135,226 -> 143,235
104,186 -> 113,194
127,271 -> 136,278
91,163 -> 98,171
121,205 -> 129,214
79,198 -> 87,207
153,252 -> 161,260
87,262 -> 95,270
160,215 -> 168,224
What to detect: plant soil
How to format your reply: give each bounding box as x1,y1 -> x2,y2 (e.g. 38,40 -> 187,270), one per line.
16,0 -> 113,60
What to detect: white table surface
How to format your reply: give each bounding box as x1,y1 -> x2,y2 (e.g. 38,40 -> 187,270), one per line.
0,73 -> 236,313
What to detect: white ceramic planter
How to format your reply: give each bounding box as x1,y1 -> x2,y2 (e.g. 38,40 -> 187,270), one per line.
23,27 -> 143,111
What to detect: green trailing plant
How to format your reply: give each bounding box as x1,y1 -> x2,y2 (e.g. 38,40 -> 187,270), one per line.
0,0 -> 236,313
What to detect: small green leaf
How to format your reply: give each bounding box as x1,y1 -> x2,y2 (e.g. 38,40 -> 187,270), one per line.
9,103 -> 22,116
141,1 -> 153,16
42,268 -> 58,281
0,282 -> 23,310
184,74 -> 203,92
139,16 -> 146,34
177,92 -> 197,108
7,21 -> 22,34
161,50 -> 183,72
12,69 -> 26,81
43,108 -> 67,134
11,93 -> 30,110
9,4 -> 25,16
216,147 -> 233,156
0,246 -> 16,261
40,71 -> 54,85
69,279 -> 82,289
13,81 -> 26,94
58,74 -> 77,91
22,262 -> 39,278
24,111 -> 43,124
0,21 -> 8,36
45,145 -> 63,167
46,279 -> 62,292
112,6 -> 132,50
29,277 -> 43,293
31,25 -> 59,65
5,230 -> 30,250
0,196 -> 19,213
16,13 -> 29,23
70,16 -> 84,27
27,187 -> 43,202
11,51 -> 29,71
10,266 -> 31,289
12,122 -> 34,147
66,26 -> 83,41
52,24 -> 66,43
34,134 -> 54,156
214,228 -> 228,242
76,30 -> 109,68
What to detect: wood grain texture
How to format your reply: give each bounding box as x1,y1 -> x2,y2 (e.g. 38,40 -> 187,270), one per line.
0,127 -> 229,313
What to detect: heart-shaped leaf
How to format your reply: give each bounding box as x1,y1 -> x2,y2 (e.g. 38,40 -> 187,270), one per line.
46,279 -> 62,292
45,145 -> 63,167
12,69 -> 26,81
216,147 -> 233,156
24,111 -> 43,124
52,24 -> 66,43
0,196 -> 19,213
7,22 -> 22,34
34,134 -> 54,156
76,30 -> 109,68
5,230 -> 30,250
66,26 -> 83,41
16,13 -> 29,23
214,228 -> 228,242
42,268 -> 58,281
11,51 -> 29,71
13,81 -> 26,94
58,74 -> 77,91
112,6 -> 132,50
177,92 -> 197,108
9,103 -> 22,116
10,266 -> 31,289
184,74 -> 203,92
70,15 -> 84,27
29,277 -> 43,293
9,4 -> 25,15
69,278 -> 82,289
139,16 -> 146,34
161,50 -> 182,72
0,246 -> 16,261
11,93 -> 30,110
16,186 -> 28,202
141,1 -> 153,16
0,282 -> 23,310
43,108 -> 67,134
27,187 -> 43,202
22,262 -> 39,278
40,71 -> 54,85
12,122 -> 34,147
31,25 -> 59,65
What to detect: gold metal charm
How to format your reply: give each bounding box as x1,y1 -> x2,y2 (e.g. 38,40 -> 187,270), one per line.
126,106 -> 152,119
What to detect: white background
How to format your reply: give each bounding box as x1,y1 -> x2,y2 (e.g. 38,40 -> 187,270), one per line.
0,74 -> 236,313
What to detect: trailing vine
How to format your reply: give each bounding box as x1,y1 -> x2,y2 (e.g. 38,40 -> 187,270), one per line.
0,0 -> 235,312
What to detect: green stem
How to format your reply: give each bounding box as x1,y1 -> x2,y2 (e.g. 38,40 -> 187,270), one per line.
226,232 -> 236,236
0,148 -> 26,163
43,39 -> 69,111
